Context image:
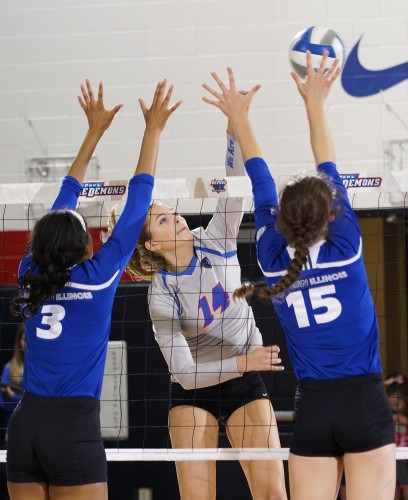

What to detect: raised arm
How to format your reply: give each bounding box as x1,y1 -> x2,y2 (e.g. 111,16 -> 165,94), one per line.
291,50 -> 341,166
202,67 -> 262,162
203,118 -> 246,247
68,80 -> 123,184
52,81 -> 123,210
135,80 -> 182,177
95,80 -> 182,270
202,68 -> 281,230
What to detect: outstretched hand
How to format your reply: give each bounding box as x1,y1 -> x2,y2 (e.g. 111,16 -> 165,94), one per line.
202,67 -> 261,123
139,80 -> 182,133
291,50 -> 341,106
78,80 -> 123,134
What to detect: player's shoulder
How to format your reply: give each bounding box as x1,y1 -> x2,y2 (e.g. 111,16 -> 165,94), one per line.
148,276 -> 180,313
68,259 -> 121,289
18,252 -> 35,277
192,226 -> 228,253
149,273 -> 174,297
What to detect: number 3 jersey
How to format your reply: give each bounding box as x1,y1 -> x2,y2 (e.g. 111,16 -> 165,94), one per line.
245,157 -> 381,380
148,135 -> 263,390
19,173 -> 154,399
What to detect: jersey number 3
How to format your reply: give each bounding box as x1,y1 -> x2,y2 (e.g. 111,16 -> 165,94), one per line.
36,304 -> 66,339
286,284 -> 342,328
198,282 -> 230,328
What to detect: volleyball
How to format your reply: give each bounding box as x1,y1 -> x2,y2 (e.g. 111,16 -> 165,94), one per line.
288,26 -> 345,79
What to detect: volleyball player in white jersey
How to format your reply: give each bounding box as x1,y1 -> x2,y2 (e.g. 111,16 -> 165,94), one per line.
8,80 -> 181,500
117,117 -> 287,498
202,55 -> 395,500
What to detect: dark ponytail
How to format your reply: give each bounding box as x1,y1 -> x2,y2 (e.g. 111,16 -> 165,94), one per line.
234,174 -> 335,301
11,210 -> 90,319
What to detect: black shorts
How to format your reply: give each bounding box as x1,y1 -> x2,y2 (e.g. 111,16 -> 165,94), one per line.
169,371 -> 270,426
7,392 -> 107,486
290,373 -> 395,457
397,460 -> 408,488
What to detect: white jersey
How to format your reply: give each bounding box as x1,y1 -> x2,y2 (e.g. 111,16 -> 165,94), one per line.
149,134 -> 263,390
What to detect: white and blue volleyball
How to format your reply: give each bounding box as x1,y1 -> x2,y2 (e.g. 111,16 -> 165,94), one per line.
289,26 -> 345,79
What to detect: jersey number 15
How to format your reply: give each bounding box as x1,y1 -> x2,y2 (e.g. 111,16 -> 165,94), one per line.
286,284 -> 342,328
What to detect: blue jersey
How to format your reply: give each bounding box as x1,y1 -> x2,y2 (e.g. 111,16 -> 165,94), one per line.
19,174 -> 154,398
245,157 -> 382,380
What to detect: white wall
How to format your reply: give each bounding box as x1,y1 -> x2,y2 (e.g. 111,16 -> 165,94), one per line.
1,0 -> 408,185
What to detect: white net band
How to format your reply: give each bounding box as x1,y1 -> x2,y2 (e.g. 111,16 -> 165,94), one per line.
1,175 -> 407,208
0,448 -> 407,462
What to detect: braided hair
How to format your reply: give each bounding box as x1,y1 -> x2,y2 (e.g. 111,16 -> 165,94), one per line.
234,174 -> 335,301
11,210 -> 90,319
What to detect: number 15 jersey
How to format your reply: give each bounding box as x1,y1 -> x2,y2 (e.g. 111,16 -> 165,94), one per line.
245,157 -> 381,380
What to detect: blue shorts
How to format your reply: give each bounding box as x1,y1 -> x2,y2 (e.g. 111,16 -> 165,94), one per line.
169,371 -> 270,426
7,392 -> 107,486
290,373 -> 394,457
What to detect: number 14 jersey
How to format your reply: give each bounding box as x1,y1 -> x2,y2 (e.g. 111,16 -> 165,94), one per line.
148,135 -> 263,391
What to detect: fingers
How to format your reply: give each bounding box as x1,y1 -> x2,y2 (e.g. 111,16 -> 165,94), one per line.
162,84 -> 183,113
202,68 -> 260,112
211,70 -> 228,94
264,346 -> 281,359
201,96 -> 222,109
163,83 -> 174,106
227,66 -> 236,91
86,79 -> 95,103
248,83 -> 262,99
138,98 -> 148,115
318,50 -> 329,74
170,99 -> 183,112
111,104 -> 123,117
326,57 -> 341,81
97,82 -> 103,104
306,50 -> 314,78
202,82 -> 223,101
140,79 -> 181,127
79,79 -> 101,109
77,95 -> 87,111
80,82 -> 90,107
150,80 -> 168,110
307,49 -> 340,82
290,71 -> 304,94
150,80 -> 163,108
264,345 -> 284,371
157,79 -> 167,101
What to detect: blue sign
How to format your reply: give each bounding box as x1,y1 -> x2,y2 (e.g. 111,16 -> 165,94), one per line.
342,36 -> 408,97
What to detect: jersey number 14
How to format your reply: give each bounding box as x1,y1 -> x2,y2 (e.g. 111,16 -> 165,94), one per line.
198,282 -> 230,328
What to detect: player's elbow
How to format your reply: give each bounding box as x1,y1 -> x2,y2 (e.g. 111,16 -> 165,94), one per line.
172,370 -> 201,391
175,376 -> 197,391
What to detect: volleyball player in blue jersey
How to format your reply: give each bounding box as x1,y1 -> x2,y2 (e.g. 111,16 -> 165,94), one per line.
8,79 -> 181,500
202,54 -> 395,500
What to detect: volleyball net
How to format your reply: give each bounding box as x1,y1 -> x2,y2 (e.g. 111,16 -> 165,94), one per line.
0,174 -> 407,462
